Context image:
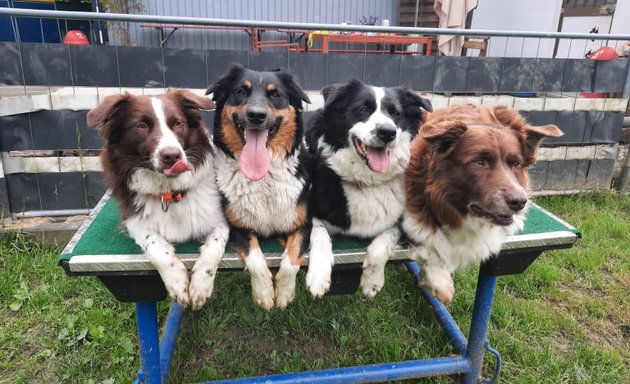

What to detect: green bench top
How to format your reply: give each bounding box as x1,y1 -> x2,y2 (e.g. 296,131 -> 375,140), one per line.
59,192 -> 579,274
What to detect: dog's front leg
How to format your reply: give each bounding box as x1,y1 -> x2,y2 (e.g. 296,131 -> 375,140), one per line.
127,225 -> 190,306
305,218 -> 334,298
189,223 -> 230,310
408,245 -> 455,304
360,226 -> 400,298
275,224 -> 310,309
231,228 -> 274,310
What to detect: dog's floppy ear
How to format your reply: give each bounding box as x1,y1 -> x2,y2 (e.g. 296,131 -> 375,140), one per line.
420,120 -> 468,153
87,93 -> 133,142
323,79 -> 362,109
168,89 -> 214,129
206,63 -> 247,104
169,89 -> 214,110
522,124 -> 563,166
396,87 -> 433,113
273,69 -> 310,111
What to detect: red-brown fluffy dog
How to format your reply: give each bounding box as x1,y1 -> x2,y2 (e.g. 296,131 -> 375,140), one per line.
402,104 -> 563,304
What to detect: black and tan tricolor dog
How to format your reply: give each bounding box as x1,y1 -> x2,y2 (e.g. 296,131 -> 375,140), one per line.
206,64 -> 311,310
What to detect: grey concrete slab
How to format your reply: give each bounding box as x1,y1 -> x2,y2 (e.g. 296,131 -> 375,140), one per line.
532,58 -> 565,92
594,59 -> 629,93
434,56 -> 469,93
467,57 -> 501,93
38,172 -> 86,210
546,160 -> 578,190
399,55 -> 435,92
326,53 -> 365,84
562,59 -> 595,92
288,52 -> 327,90
117,46 -> 164,88
248,51 -> 289,72
206,50 -> 249,88
499,58 -> 536,93
69,45 -> 119,87
20,43 -> 72,86
585,159 -> 614,189
5,173 -> 42,212
0,178 -> 10,217
555,111 -> 586,144
0,114 -> 33,151
589,112 -> 623,144
163,47 -> 207,88
84,171 -> 106,209
0,42 -> 23,86
29,110 -> 80,150
528,161 -> 549,191
574,159 -> 590,189
526,110 -> 558,127
76,111 -> 104,150
363,54 -> 401,87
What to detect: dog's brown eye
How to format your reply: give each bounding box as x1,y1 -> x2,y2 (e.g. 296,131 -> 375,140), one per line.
237,89 -> 248,95
511,161 -> 521,168
358,106 -> 369,113
476,159 -> 487,167
136,123 -> 149,131
173,121 -> 183,128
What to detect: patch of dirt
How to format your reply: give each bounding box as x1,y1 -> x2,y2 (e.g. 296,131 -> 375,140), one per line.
184,323 -> 338,377
1,215 -> 86,231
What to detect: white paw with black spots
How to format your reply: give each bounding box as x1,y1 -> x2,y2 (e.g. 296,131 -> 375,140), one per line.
360,264 -> 385,298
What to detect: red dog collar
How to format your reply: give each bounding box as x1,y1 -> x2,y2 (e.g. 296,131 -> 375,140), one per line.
152,191 -> 186,212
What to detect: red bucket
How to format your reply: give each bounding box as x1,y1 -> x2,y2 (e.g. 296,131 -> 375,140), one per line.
580,46 -> 619,98
63,30 -> 89,45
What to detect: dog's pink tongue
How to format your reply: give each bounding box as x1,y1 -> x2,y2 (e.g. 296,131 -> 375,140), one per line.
240,129 -> 269,181
366,147 -> 390,173
164,160 -> 192,176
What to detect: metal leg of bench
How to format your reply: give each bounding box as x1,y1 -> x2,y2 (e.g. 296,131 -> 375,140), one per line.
405,261 -> 468,355
136,302 -> 162,384
462,268 -> 498,384
160,302 -> 185,382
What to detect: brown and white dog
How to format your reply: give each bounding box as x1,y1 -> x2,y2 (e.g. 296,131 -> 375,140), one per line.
402,104 -> 563,304
87,90 -> 228,309
206,64 -> 311,310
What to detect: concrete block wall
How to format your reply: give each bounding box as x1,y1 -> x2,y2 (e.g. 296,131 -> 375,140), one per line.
0,42 -> 628,216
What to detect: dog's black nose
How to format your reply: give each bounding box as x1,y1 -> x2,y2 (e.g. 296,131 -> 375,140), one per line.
505,192 -> 527,212
375,124 -> 397,143
246,107 -> 267,124
159,147 -> 182,167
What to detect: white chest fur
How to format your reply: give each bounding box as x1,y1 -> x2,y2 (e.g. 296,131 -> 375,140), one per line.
125,159 -> 226,243
402,211 -> 525,272
327,175 -> 406,238
214,150 -> 306,237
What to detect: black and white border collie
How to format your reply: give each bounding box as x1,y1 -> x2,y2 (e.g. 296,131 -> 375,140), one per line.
305,79 -> 432,298
87,90 -> 228,309
402,104 -> 563,304
206,64 -> 311,310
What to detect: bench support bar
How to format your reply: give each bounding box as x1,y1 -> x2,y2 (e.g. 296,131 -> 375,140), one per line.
134,264 -> 501,384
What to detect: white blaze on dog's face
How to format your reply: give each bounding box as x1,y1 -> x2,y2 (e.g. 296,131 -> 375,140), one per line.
149,97 -> 191,176
313,80 -> 432,185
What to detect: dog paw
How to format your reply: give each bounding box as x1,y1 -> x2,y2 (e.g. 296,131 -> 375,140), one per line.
163,268 -> 190,307
360,265 -> 385,299
188,267 -> 217,310
422,268 -> 455,305
275,260 -> 299,309
251,271 -> 275,311
305,266 -> 331,298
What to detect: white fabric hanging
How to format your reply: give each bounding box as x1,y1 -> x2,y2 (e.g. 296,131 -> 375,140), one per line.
433,0 -> 478,56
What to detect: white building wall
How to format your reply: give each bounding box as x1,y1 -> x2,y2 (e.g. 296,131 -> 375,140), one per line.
469,0 -> 563,58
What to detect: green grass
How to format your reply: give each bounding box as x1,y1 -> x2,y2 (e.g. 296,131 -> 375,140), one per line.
0,192 -> 628,383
